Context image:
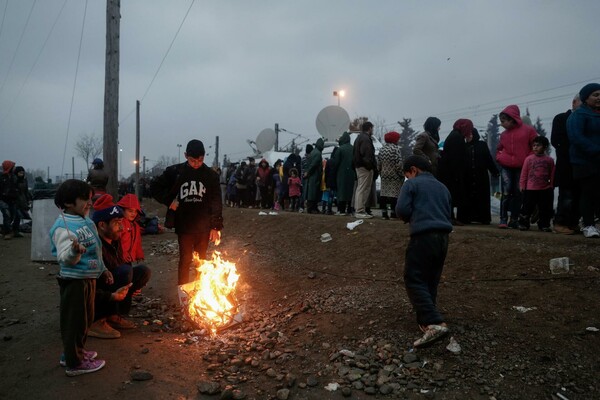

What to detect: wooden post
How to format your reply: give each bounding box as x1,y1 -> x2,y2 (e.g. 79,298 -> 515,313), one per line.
135,100 -> 141,200
103,0 -> 120,198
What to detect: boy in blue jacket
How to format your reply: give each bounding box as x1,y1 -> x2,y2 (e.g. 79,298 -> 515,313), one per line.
396,155 -> 453,347
50,180 -> 114,376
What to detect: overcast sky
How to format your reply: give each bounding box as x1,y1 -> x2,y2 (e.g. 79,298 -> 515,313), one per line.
0,0 -> 599,179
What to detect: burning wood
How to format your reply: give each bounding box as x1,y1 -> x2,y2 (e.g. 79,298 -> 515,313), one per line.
178,251 -> 241,335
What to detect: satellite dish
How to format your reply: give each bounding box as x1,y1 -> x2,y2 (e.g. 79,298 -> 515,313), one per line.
316,105 -> 350,141
255,128 -> 277,153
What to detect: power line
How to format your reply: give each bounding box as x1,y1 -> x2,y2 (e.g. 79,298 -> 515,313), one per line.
0,0 -> 8,46
120,0 -> 196,125
0,0 -> 68,125
0,0 -> 37,97
61,0 -> 88,177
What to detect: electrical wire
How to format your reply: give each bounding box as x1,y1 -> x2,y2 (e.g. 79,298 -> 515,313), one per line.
0,0 -> 36,97
0,0 -> 68,125
60,0 -> 88,177
0,0 -> 8,46
119,0 -> 196,125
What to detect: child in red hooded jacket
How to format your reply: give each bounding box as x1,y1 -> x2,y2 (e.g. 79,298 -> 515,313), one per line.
117,194 -> 145,264
495,105 -> 538,229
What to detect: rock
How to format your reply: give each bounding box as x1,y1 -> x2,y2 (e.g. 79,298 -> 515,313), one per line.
276,388 -> 290,400
232,390 -> 246,400
3,335 -> 12,341
306,375 -> 319,387
403,353 -> 418,363
341,387 -> 352,397
197,380 -> 221,395
364,386 -> 377,395
379,384 -> 392,395
308,272 -> 316,279
141,348 -> 150,354
130,370 -> 153,381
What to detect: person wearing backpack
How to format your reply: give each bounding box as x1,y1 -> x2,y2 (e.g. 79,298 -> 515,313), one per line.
150,140 -> 223,285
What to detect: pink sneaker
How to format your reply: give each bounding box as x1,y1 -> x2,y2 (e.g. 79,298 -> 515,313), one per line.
59,350 -> 98,367
65,358 -> 106,377
274,203 -> 280,211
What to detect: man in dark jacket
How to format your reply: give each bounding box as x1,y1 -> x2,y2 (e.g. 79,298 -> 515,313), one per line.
551,94 -> 582,234
353,122 -> 376,218
151,139 -> 223,284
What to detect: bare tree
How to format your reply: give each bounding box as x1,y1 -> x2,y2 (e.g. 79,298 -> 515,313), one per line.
74,133 -> 103,167
349,116 -> 369,132
371,116 -> 387,142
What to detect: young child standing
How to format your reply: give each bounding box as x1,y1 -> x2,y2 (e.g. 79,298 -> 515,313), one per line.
50,180 -> 111,376
395,155 -> 453,347
287,168 -> 302,211
518,136 -> 555,232
117,194 -> 145,264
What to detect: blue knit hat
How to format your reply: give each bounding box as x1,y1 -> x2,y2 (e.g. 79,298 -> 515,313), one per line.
92,194 -> 123,224
579,83 -> 600,103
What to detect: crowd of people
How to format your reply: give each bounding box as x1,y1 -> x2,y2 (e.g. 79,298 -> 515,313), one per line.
214,82 -> 600,239
0,161 -> 32,239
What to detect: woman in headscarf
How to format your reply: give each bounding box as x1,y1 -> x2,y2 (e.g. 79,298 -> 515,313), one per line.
458,128 -> 499,224
438,119 -> 473,225
377,131 -> 404,219
332,132 -> 355,215
413,117 -> 441,177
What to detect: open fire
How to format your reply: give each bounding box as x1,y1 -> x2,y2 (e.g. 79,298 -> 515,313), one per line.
179,251 -> 240,335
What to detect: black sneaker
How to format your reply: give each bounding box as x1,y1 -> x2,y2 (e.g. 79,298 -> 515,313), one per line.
508,220 -> 519,229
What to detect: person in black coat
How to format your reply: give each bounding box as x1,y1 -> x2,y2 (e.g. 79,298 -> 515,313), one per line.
458,128 -> 499,224
551,95 -> 582,234
438,119 -> 473,224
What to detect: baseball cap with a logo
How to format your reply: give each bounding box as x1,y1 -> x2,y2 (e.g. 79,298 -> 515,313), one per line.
92,194 -> 124,224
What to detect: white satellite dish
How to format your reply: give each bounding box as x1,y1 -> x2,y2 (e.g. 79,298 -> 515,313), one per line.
256,128 -> 277,153
316,105 -> 350,142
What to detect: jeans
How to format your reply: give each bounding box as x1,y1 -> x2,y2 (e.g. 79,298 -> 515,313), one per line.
177,232 -> 210,285
0,200 -> 16,234
553,185 -> 580,227
500,167 -> 522,222
578,174 -> 600,227
404,231 -> 449,326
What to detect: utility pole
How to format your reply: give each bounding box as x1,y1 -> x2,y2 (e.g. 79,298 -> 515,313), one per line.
142,156 -> 147,180
274,123 -> 279,152
103,0 -> 120,197
213,136 -> 219,168
135,100 -> 141,200
71,157 -> 75,179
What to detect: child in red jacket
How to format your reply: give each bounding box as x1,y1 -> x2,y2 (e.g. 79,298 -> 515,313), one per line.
117,194 -> 145,264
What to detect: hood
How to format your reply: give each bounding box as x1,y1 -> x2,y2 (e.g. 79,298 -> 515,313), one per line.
2,160 -> 15,174
500,105 -> 523,127
117,193 -> 142,213
258,159 -> 269,168
452,119 -> 474,137
315,138 -> 324,151
338,132 -> 351,145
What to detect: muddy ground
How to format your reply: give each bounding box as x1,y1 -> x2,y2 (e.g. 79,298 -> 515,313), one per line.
1,199 -> 599,400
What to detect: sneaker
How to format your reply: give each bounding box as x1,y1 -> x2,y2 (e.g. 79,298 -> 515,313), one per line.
518,224 -> 530,231
413,324 -> 449,348
88,319 -> 121,339
508,220 -> 519,229
354,212 -> 373,219
59,350 -> 98,367
107,315 -> 136,330
3,233 -> 13,240
582,225 -> 600,238
539,227 -> 553,233
13,232 -> 24,238
498,219 -> 508,229
65,358 -> 106,377
553,224 -> 575,235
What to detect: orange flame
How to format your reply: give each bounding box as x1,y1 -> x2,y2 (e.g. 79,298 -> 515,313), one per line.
186,251 -> 239,335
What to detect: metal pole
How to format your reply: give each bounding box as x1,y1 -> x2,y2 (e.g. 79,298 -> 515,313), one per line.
135,100 -> 141,200
72,157 -> 75,179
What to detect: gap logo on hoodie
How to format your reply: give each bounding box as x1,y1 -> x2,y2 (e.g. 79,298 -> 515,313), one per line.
180,180 -> 207,202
